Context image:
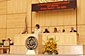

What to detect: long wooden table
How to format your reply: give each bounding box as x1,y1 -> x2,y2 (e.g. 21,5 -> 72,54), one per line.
13,33 -> 78,54
0,54 -> 83,56
14,33 -> 78,45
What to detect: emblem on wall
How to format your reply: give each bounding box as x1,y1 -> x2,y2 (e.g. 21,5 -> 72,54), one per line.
25,36 -> 38,50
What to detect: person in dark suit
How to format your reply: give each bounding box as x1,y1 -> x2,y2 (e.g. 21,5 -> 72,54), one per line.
8,38 -> 14,45
62,29 -> 65,32
54,28 -> 58,33
43,29 -> 50,33
70,27 -> 77,32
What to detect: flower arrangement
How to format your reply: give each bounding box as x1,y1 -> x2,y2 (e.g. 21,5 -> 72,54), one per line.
42,37 -> 58,55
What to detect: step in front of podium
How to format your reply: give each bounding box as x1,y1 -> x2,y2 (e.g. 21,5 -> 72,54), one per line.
10,45 -> 83,55
0,54 -> 84,56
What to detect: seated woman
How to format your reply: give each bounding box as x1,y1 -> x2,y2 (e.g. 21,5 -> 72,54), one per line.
43,29 -> 50,33
34,24 -> 41,34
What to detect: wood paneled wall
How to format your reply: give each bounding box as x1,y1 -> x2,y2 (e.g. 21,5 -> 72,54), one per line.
0,0 -> 85,45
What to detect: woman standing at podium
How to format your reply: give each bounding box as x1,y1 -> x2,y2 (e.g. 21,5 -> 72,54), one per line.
34,24 -> 41,34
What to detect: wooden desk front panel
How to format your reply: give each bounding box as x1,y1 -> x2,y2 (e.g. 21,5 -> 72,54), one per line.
14,33 -> 77,45
42,33 -> 77,45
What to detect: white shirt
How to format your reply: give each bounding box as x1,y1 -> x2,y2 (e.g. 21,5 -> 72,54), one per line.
34,29 -> 41,34
10,41 -> 13,44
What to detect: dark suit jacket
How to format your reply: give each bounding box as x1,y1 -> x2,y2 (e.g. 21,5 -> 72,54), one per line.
43,31 -> 50,33
70,30 -> 77,32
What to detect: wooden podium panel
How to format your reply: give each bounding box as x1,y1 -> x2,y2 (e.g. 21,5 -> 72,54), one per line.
14,34 -> 39,45
14,34 -> 42,54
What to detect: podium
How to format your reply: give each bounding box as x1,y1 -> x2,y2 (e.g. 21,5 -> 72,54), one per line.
10,33 -> 83,55
13,34 -> 42,54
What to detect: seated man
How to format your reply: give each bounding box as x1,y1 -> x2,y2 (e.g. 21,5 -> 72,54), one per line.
43,29 -> 50,33
8,38 -> 14,45
53,28 -> 58,33
62,29 -> 65,32
70,27 -> 77,32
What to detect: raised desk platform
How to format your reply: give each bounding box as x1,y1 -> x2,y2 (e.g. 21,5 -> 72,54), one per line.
9,33 -> 83,55
14,33 -> 78,45
0,54 -> 84,56
10,45 -> 83,55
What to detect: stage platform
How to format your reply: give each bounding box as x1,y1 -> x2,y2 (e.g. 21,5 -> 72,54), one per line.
10,45 -> 83,55
0,33 -> 82,55
0,54 -> 84,56
11,33 -> 80,54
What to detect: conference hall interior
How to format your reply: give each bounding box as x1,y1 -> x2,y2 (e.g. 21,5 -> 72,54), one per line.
0,0 -> 84,56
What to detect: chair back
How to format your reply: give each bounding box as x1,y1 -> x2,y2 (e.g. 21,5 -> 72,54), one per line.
4,40 -> 10,47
